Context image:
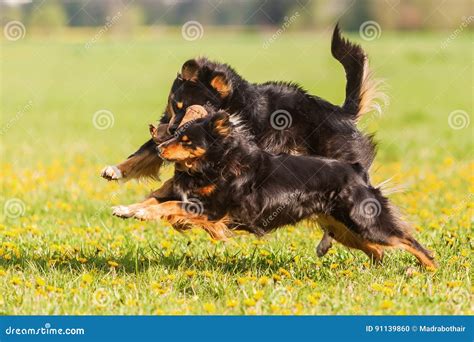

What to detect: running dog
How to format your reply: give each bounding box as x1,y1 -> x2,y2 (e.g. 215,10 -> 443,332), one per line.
117,110 -> 435,268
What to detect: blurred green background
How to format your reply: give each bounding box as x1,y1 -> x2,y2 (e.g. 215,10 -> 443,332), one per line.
1,0 -> 472,168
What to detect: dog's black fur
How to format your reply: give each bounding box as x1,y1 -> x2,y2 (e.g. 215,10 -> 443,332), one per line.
105,25 -> 380,257
103,25 -> 377,181
154,111 -> 435,268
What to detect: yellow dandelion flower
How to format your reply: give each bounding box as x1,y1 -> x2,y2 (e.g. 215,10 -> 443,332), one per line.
11,276 -> 22,286
107,260 -> 119,268
35,277 -> 46,287
77,257 -> 87,264
0,269 -> 6,276
330,263 -> 339,270
307,294 -> 319,305
185,270 -> 196,278
253,291 -> 264,301
447,281 -> 463,288
237,277 -> 248,285
226,299 -> 238,308
272,274 -> 281,282
279,268 -> 291,277
370,283 -> 383,292
161,240 -> 172,249
203,303 -> 216,313
244,298 -> 256,307
380,300 -> 394,309
81,273 -> 93,285
258,276 -> 270,286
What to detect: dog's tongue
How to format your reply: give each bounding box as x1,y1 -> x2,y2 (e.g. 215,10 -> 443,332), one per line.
179,105 -> 208,127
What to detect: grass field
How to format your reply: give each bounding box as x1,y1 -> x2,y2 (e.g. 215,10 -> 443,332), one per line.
0,29 -> 472,315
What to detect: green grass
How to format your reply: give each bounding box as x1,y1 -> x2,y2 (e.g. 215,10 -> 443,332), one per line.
0,30 -> 472,315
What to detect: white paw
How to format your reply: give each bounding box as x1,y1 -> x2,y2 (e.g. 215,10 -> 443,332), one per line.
101,165 -> 123,181
112,205 -> 132,218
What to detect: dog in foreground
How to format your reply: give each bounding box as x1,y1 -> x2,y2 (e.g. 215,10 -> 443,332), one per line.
103,25 -> 379,257
114,107 -> 436,269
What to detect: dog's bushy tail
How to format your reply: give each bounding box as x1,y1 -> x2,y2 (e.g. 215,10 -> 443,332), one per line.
331,24 -> 387,120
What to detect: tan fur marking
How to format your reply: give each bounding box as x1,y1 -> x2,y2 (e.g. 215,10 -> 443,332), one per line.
357,59 -> 388,119
210,75 -> 231,98
214,119 -> 230,136
197,184 -> 216,196
392,238 -> 437,268
115,149 -> 163,181
135,201 -> 232,240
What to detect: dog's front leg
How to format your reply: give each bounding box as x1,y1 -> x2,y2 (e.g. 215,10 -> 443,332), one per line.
112,178 -> 175,219
132,201 -> 231,240
101,138 -> 163,182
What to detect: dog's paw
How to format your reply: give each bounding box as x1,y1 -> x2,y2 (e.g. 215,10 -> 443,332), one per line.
112,205 -> 133,218
316,240 -> 332,258
101,165 -> 123,181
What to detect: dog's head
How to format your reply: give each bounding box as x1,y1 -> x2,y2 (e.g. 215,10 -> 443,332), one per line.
164,58 -> 232,133
157,110 -> 232,169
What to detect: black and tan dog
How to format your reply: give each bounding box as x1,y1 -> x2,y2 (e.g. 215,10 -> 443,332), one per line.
116,110 -> 435,268
105,25 -> 383,256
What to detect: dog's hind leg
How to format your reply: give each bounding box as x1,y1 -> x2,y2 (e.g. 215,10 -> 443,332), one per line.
391,236 -> 436,268
358,242 -> 385,265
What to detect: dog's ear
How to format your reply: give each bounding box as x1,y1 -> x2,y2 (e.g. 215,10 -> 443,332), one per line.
181,59 -> 200,81
149,124 -> 157,138
210,72 -> 231,98
210,111 -> 231,136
